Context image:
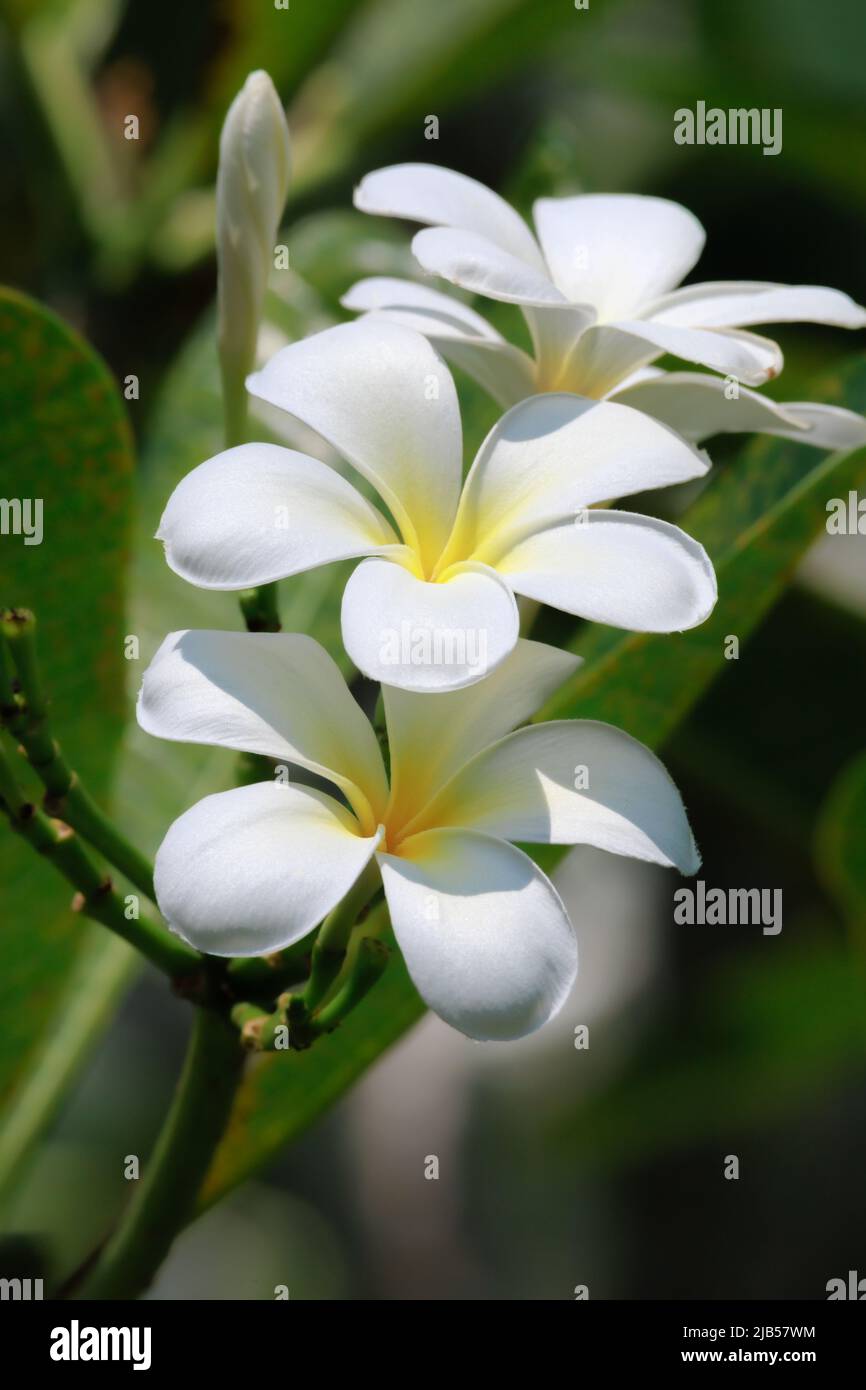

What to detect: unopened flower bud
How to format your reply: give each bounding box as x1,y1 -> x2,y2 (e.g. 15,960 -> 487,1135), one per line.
216,70 -> 291,442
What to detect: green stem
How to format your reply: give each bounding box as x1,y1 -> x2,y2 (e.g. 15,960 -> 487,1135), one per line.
230,1000 -> 288,1051
221,366 -> 249,450
303,864 -> 380,1012
311,936 -> 389,1033
239,583 -> 281,633
0,747 -> 200,980
1,611 -> 156,901
76,1008 -> 244,1300
226,932 -> 313,999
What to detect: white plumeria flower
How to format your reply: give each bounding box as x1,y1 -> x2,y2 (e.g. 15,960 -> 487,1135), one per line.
157,319 -> 716,693
344,164 -> 866,450
137,631 -> 699,1041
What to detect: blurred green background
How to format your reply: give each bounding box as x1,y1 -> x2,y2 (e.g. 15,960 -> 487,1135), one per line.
1,0 -> 865,1299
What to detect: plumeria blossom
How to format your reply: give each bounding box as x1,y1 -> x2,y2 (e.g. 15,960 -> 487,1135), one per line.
157,319 -> 716,693
344,164 -> 866,450
137,631 -> 699,1040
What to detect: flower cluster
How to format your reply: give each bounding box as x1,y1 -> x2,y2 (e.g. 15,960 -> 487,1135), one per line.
138,74 -> 866,1041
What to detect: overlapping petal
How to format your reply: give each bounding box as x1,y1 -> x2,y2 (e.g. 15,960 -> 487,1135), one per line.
383,637 -> 580,828
340,556 -> 519,692
575,321 -> 783,389
247,319 -> 462,572
138,630 -> 389,826
156,442 -> 399,588
494,511 -> 717,633
443,393 -> 708,564
341,275 -> 537,407
612,371 -> 866,448
533,193 -> 705,318
378,828 -> 577,1040
407,720 -> 700,873
648,281 -> 866,330
353,162 -> 546,267
412,227 -> 570,307
155,782 -> 382,956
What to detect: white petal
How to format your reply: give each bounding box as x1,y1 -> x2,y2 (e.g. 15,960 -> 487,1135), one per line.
533,193 -> 705,317
156,443 -> 398,588
648,281 -> 866,330
137,630 -> 388,826
602,320 -> 783,385
341,276 -> 537,407
412,227 -> 566,307
611,371 -> 866,449
341,275 -> 504,339
340,557 -> 519,693
429,335 -> 538,409
410,721 -> 699,873
447,393 -> 709,564
378,828 -> 577,1041
353,162 -> 546,268
771,402 -> 866,450
522,302 -> 597,391
155,782 -> 382,957
495,511 -> 717,633
383,637 -> 580,829
247,320 -> 462,574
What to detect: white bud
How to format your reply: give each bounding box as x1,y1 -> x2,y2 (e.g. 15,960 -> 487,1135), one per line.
216,70 -> 291,417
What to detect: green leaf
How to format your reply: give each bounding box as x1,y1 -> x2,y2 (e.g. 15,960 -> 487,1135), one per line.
199,358 -> 866,1207
0,289 -> 135,1128
815,750 -> 866,934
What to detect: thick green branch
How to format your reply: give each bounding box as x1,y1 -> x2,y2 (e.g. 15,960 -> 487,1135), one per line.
0,745 -> 200,980
1,610 -> 156,901
75,1007 -> 244,1300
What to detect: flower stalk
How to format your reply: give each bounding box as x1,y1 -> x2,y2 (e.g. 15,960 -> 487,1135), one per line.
231,936 -> 390,1053
0,741 -> 200,981
1,610 -> 157,902
302,861 -> 381,1013
75,1007 -> 244,1300
239,584 -> 281,633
